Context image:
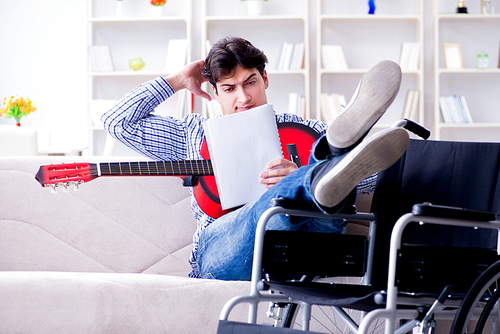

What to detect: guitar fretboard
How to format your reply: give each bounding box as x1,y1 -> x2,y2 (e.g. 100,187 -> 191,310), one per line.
99,160 -> 214,176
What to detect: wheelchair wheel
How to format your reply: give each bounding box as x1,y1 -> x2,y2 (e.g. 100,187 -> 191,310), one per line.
450,260 -> 500,334
275,276 -> 385,334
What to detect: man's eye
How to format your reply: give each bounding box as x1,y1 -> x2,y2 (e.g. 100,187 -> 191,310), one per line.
246,81 -> 256,86
224,87 -> 234,93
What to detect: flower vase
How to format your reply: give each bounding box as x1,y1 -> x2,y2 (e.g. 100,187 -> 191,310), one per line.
246,1 -> 264,16
150,5 -> 164,17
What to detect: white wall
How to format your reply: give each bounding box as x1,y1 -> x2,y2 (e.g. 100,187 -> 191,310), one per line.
0,0 -> 88,150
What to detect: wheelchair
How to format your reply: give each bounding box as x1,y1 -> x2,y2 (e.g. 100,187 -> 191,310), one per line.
217,120 -> 500,334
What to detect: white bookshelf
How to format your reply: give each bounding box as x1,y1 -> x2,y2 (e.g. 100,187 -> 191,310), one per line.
432,0 -> 500,141
86,0 -> 192,155
200,0 -> 311,119
316,0 -> 424,133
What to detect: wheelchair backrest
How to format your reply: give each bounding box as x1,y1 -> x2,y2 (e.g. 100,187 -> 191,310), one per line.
369,139 -> 500,291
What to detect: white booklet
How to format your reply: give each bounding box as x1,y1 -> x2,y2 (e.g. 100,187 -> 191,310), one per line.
203,104 -> 283,210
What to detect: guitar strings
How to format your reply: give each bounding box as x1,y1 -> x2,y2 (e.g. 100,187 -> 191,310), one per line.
98,161 -> 214,176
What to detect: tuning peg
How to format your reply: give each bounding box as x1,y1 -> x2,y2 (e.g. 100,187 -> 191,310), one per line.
63,182 -> 70,193
74,180 -> 82,191
51,184 -> 58,194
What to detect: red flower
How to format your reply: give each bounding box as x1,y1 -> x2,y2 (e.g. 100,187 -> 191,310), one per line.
151,0 -> 166,5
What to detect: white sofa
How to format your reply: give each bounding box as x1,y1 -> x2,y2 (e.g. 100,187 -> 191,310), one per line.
0,156 -> 259,333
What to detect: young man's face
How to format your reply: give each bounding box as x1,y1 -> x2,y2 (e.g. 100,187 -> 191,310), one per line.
213,65 -> 269,115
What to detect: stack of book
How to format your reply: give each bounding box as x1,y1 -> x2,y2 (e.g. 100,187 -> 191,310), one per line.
287,93 -> 306,119
88,45 -> 115,72
399,42 -> 421,72
320,93 -> 346,123
401,89 -> 420,121
205,99 -> 224,119
439,95 -> 473,123
277,42 -> 305,71
321,45 -> 348,71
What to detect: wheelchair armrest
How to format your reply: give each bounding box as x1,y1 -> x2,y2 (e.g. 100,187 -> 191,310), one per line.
270,197 -> 357,214
270,197 -> 320,211
412,203 -> 497,222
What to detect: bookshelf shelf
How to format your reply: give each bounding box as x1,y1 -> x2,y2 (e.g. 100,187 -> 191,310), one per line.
201,0 -> 310,119
89,17 -> 187,23
432,0 -> 500,141
205,15 -> 305,22
321,14 -> 421,22
87,0 -> 192,155
316,0 -> 424,130
89,71 -> 173,77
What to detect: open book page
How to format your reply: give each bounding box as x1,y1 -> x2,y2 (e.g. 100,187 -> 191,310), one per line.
203,104 -> 283,210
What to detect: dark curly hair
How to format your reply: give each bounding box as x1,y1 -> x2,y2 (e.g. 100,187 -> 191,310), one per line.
203,37 -> 268,92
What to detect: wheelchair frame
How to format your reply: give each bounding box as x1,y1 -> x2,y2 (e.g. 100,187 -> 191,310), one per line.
219,201 -> 500,334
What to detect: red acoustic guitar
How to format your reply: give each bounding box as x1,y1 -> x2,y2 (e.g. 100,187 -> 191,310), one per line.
35,122 -> 320,219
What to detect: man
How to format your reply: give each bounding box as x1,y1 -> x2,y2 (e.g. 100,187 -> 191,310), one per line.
102,37 -> 409,281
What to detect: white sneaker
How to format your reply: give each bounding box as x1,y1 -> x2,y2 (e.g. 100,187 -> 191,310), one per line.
327,60 -> 402,153
314,127 -> 409,208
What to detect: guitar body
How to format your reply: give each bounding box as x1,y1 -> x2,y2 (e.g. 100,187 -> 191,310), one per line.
35,122 -> 320,220
194,122 -> 320,219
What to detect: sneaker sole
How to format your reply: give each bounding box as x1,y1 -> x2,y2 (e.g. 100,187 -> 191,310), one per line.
315,127 -> 409,208
327,60 -> 402,149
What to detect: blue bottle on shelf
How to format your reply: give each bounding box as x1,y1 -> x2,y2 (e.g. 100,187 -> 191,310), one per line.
368,0 -> 376,14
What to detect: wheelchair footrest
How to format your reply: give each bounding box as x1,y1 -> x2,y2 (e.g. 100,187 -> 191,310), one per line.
263,231 -> 367,280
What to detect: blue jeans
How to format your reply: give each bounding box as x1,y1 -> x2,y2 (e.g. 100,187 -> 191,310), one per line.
197,135 -> 353,280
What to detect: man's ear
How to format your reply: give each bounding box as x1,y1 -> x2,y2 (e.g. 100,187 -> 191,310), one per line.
212,85 -> 222,103
263,70 -> 269,89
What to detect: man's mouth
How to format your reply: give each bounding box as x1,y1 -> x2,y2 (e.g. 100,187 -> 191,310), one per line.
237,105 -> 253,112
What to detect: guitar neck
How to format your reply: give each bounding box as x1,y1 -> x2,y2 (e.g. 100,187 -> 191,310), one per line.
98,160 -> 214,177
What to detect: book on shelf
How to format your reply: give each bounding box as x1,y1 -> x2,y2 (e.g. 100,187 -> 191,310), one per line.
399,43 -> 420,72
203,104 -> 282,209
439,95 -> 473,124
401,89 -> 420,121
277,42 -> 305,71
88,45 -> 115,72
321,45 -> 348,71
176,89 -> 188,119
320,93 -> 346,123
205,99 -> 224,119
164,39 -> 188,73
287,93 -> 306,119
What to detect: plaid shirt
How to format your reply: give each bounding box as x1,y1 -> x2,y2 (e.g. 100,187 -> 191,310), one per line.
102,76 -> 376,278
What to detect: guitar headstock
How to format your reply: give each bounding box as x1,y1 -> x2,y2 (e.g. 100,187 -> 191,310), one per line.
35,163 -> 98,193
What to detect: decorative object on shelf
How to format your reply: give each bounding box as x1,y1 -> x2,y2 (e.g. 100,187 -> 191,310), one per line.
150,0 -> 166,16
116,0 -> 123,17
0,95 -> 36,127
129,58 -> 145,71
476,54 -> 490,69
241,0 -> 267,16
457,0 -> 468,13
443,43 -> 463,69
368,0 -> 376,14
481,0 -> 494,14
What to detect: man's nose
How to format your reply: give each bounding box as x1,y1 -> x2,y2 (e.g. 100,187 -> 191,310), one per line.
236,87 -> 250,103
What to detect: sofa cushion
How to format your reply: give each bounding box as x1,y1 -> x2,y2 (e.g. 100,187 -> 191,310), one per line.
0,157 -> 196,276
0,271 -> 253,333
